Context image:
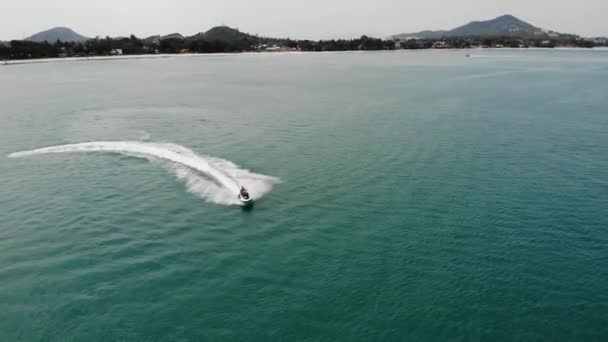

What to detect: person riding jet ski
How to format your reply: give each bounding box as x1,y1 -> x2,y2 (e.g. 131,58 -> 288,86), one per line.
239,186 -> 251,201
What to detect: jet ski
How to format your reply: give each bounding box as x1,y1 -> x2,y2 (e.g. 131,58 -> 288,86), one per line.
238,186 -> 253,206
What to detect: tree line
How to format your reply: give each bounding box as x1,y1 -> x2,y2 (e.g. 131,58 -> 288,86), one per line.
0,34 -> 603,60
0,34 -> 396,60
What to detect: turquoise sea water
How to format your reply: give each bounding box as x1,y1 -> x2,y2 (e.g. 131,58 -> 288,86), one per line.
1,50 -> 608,341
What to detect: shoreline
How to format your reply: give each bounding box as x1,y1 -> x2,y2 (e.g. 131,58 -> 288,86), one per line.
0,51 -> 308,66
2,47 -> 607,66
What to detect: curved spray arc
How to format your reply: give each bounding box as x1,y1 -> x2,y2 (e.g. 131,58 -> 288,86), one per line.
8,141 -> 279,205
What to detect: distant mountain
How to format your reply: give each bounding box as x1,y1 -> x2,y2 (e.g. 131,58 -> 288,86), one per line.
143,35 -> 161,44
161,33 -> 184,40
391,15 -> 563,40
189,26 -> 256,42
136,27 -> 258,47
26,27 -> 89,43
202,26 -> 254,41
401,30 -> 448,39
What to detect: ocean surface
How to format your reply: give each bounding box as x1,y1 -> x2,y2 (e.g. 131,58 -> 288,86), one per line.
1,50 -> 607,341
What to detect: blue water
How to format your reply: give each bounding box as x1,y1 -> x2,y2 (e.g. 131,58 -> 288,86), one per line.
1,50 -> 608,341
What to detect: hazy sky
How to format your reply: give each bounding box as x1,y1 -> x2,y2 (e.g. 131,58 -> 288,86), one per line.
1,0 -> 606,40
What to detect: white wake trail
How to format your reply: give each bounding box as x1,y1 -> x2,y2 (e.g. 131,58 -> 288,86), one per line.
8,141 -> 280,206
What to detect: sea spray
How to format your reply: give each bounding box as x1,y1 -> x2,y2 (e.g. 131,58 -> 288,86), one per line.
8,141 -> 280,206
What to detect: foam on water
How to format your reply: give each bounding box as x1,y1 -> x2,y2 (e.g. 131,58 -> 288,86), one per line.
8,141 -> 280,206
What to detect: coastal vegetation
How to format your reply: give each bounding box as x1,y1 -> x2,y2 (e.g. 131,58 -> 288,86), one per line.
1,20 -> 606,61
